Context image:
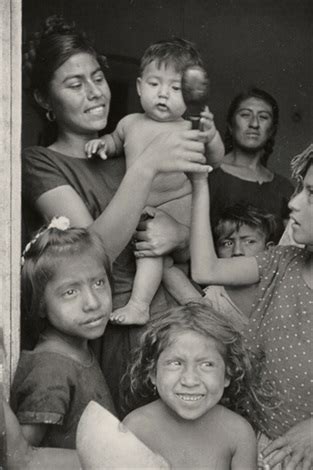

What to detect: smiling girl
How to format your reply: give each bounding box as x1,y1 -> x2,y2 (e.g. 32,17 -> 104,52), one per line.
123,302 -> 275,470
10,217 -> 115,449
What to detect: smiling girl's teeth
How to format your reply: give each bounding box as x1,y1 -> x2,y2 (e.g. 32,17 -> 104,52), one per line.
176,394 -> 203,401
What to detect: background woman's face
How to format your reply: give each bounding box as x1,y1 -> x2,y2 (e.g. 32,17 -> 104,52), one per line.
47,52 -> 111,137
230,97 -> 273,153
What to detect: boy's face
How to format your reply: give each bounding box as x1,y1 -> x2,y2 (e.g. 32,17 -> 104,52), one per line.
151,329 -> 229,421
216,223 -> 270,258
136,61 -> 186,122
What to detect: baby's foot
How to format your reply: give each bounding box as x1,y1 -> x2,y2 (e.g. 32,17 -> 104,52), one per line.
110,298 -> 150,325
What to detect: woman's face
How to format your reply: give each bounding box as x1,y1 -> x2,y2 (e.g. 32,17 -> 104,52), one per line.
46,52 -> 111,138
230,97 -> 274,153
288,164 -> 313,247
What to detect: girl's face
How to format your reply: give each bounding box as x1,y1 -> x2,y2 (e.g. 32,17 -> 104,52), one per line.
43,251 -> 112,342
230,97 -> 273,152
137,61 -> 186,122
151,329 -> 230,421
288,164 -> 313,247
45,52 -> 111,138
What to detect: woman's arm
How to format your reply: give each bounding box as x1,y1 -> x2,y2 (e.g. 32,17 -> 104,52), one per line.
36,129 -> 209,261
133,207 -> 190,261
190,175 -> 260,286
261,418 -> 313,470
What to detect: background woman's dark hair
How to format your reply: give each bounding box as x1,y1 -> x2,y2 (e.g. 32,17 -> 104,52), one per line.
224,88 -> 279,166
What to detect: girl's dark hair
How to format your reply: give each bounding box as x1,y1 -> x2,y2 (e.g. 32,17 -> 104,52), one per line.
139,37 -> 203,76
124,302 -> 279,432
21,223 -> 111,348
224,88 -> 279,166
23,15 -> 108,98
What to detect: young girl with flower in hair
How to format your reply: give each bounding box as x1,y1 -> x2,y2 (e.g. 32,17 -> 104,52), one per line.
123,302 -> 276,470
10,217 -> 115,449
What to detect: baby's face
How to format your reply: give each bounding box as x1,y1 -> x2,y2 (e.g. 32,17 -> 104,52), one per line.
216,223 -> 268,258
151,329 -> 229,421
136,61 -> 186,122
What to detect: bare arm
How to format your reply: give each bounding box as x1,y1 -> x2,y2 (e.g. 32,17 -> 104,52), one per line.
200,107 -> 225,168
190,175 -> 260,285
37,129 -> 210,261
20,423 -> 48,447
231,418 -> 257,470
163,258 -> 202,304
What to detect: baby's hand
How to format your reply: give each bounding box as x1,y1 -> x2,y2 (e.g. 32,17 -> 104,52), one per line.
199,106 -> 217,144
85,138 -> 108,160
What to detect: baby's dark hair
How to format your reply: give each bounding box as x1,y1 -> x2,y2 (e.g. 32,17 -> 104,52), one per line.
139,37 -> 203,76
125,301 -> 278,431
224,88 -> 279,166
23,14 -> 108,98
213,203 -> 278,245
21,219 -> 111,346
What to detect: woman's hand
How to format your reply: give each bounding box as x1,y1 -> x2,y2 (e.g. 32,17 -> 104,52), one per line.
138,129 -> 211,176
261,419 -> 313,470
133,207 -> 189,258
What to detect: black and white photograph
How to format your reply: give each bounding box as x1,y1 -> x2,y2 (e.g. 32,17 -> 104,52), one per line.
1,1 -> 312,468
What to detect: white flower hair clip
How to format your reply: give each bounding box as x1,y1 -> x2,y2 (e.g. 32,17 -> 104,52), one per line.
21,216 -> 71,266
48,216 -> 71,231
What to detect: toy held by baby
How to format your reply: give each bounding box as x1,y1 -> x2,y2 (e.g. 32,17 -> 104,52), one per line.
181,64 -> 210,130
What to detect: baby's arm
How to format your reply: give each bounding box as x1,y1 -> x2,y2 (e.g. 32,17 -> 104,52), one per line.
163,257 -> 202,304
200,107 -> 224,168
230,417 -> 257,470
190,174 -> 260,286
85,116 -> 127,159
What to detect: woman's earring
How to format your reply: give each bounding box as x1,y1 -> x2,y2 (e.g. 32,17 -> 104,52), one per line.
46,109 -> 56,122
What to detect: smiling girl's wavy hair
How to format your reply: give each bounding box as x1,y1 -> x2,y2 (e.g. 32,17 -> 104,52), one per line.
21,223 -> 111,348
224,88 -> 279,166
124,301 -> 279,432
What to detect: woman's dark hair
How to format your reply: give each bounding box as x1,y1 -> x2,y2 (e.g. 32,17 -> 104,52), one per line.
23,15 -> 108,98
224,88 -> 279,166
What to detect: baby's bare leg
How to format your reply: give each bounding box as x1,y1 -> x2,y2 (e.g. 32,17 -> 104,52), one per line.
110,256 -> 163,325
163,259 -> 202,305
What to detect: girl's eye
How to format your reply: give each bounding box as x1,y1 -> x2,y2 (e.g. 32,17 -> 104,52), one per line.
201,361 -> 214,368
94,278 -> 106,288
64,289 -> 77,297
148,81 -> 158,87
166,360 -> 181,368
245,239 -> 256,245
172,85 -> 181,91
